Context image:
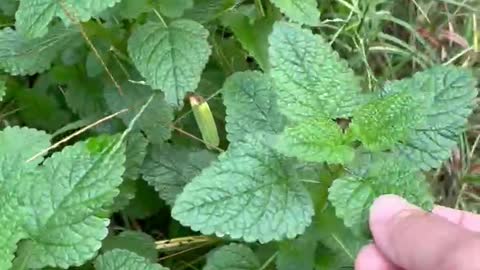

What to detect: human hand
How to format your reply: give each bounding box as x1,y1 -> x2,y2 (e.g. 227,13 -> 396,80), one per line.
355,194 -> 480,270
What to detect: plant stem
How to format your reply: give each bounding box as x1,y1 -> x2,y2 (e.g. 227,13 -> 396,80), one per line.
255,0 -> 266,17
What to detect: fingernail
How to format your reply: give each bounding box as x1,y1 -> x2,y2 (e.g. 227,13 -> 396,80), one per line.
370,194 -> 419,227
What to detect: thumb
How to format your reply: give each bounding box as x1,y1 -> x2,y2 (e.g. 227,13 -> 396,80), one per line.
370,195 -> 480,270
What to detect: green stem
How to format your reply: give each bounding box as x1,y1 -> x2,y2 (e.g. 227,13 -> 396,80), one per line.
259,251 -> 278,270
153,8 -> 168,27
255,0 -> 266,17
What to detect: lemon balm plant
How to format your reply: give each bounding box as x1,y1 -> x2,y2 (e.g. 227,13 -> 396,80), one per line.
0,0 -> 477,269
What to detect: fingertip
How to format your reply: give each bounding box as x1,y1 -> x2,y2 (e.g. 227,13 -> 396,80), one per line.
355,244 -> 399,270
369,194 -> 418,239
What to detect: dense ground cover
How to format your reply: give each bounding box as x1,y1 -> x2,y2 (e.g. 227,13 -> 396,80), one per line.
0,0 -> 478,269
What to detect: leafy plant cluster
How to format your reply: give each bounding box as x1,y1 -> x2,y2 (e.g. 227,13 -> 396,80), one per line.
0,0 -> 478,269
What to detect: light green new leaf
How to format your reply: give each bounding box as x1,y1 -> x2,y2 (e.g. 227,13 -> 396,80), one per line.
16,0 -> 122,38
386,66 -> 478,170
276,118 -> 354,164
269,22 -> 363,121
95,249 -> 169,270
104,82 -> 174,145
142,144 -> 217,206
271,0 -> 320,26
0,127 -> 51,269
102,231 -> 157,262
328,156 -> 433,231
222,12 -> 274,71
0,26 -> 77,75
124,132 -> 148,180
156,0 -> 194,18
0,79 -> 5,102
223,71 -> 285,143
172,134 -> 314,243
350,93 -> 421,151
19,136 -> 126,269
204,243 -> 260,270
128,20 -> 211,107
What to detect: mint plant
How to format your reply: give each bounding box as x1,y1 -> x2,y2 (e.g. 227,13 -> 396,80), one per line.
0,0 -> 477,269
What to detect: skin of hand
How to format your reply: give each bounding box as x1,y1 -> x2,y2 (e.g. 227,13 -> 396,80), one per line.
355,194 -> 480,270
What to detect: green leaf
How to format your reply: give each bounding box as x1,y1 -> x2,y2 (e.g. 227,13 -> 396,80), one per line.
0,26 -> 77,75
204,243 -> 260,270
19,135 -> 126,268
15,0 -> 122,38
0,0 -> 17,16
0,127 -> 51,269
184,0 -> 236,23
276,230 -> 317,270
104,82 -> 174,144
156,0 -> 194,18
109,179 -> 137,213
142,144 -> 217,206
95,249 -> 169,270
270,0 -> 320,26
313,205 -> 368,267
102,231 -> 157,262
222,12 -> 274,71
14,86 -> 72,132
104,0 -> 152,19
386,66 -> 478,170
269,22 -> 363,121
65,79 -> 109,118
276,118 -> 355,164
125,180 -> 164,219
350,93 -> 421,151
172,134 -> 314,243
0,79 -> 6,102
124,132 -> 148,180
328,156 -> 433,231
223,71 -> 285,143
128,20 -> 211,107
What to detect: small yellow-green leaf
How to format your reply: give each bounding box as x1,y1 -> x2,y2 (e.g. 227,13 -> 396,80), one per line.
190,95 -> 220,150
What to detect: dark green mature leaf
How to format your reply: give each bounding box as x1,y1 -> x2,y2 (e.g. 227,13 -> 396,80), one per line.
142,143 -> 217,206
223,71 -> 285,143
156,0 -> 193,18
328,155 -> 433,231
269,22 -> 363,121
270,0 -> 320,26
222,12 -> 274,71
276,229 -> 317,270
102,231 -> 157,262
204,243 -> 260,270
0,127 -> 51,269
0,26 -> 77,75
0,0 -> 17,16
386,66 -> 478,170
128,20 -> 211,107
314,206 -> 368,267
14,86 -> 72,132
276,118 -> 355,164
350,93 -> 421,151
125,180 -> 164,219
184,0 -> 236,23
15,0 -> 122,38
173,134 -> 314,243
19,136 -> 125,268
65,79 -> 109,118
104,82 -> 174,145
124,132 -> 148,180
95,249 -> 169,270
105,0 -> 152,19
0,79 -> 6,102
